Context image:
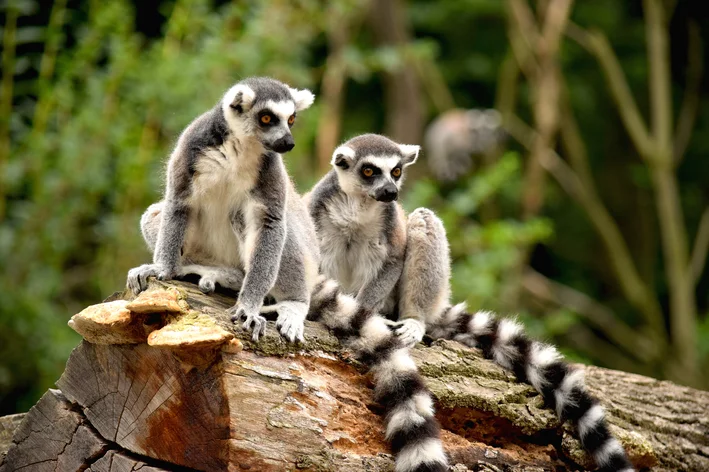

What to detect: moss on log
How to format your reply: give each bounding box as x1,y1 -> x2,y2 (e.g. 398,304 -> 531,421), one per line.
1,279 -> 708,471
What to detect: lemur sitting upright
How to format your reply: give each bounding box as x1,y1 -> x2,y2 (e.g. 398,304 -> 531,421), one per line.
127,82 -> 448,472
307,134 -> 636,472
127,77 -> 319,343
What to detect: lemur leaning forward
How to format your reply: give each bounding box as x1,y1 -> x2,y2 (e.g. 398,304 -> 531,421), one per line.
307,133 -> 636,472
127,80 -> 448,472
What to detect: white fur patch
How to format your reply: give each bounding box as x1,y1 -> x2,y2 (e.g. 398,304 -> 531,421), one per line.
374,348 -> 418,387
386,401 -> 426,439
594,438 -> 625,465
497,318 -> 523,343
492,318 -> 524,369
331,145 -> 355,166
413,392 -> 434,417
289,87 -> 315,111
577,404 -> 605,439
262,100 -> 295,122
554,368 -> 585,418
361,155 -> 401,174
395,438 -> 447,472
358,316 -> 393,350
469,311 -> 493,335
526,343 -> 561,392
398,144 -> 420,166
222,83 -> 255,110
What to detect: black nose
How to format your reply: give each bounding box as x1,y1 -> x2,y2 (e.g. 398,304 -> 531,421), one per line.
375,185 -> 398,202
271,135 -> 295,153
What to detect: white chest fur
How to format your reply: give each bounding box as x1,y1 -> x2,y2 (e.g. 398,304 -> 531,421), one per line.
319,194 -> 388,293
183,138 -> 263,267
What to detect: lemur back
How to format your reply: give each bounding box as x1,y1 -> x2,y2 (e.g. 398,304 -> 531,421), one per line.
307,133 -> 636,472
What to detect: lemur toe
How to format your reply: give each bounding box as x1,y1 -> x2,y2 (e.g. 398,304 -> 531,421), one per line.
127,264 -> 158,294
394,319 -> 425,347
199,278 -> 216,294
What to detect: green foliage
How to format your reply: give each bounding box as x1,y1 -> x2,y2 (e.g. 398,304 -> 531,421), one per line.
2,0 -> 709,412
0,0 -> 334,413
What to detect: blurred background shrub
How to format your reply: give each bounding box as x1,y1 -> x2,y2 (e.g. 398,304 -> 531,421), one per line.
1,0 -> 708,413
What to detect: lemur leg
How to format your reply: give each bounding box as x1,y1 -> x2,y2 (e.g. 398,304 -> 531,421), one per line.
265,230 -> 318,343
128,202 -> 245,294
395,208 -> 452,346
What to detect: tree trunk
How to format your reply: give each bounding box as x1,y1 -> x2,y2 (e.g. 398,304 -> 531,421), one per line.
1,279 -> 708,471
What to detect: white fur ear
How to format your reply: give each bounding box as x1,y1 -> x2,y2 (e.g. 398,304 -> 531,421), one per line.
331,145 -> 355,169
290,88 -> 315,111
399,144 -> 420,166
223,84 -> 255,112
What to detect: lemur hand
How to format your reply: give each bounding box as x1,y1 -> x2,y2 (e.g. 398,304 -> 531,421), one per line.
229,304 -> 267,341
273,301 -> 307,343
127,263 -> 173,294
390,319 -> 425,347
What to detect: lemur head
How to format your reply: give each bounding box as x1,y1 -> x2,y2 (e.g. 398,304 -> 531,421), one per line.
331,134 -> 419,202
221,77 -> 315,154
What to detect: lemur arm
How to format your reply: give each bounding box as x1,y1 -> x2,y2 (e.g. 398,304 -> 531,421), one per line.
151,141 -> 195,278
152,198 -> 189,277
235,152 -> 287,314
355,257 -> 404,312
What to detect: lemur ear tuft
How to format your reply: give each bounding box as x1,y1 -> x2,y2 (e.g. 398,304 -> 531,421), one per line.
399,144 -> 420,166
290,88 -> 315,111
331,145 -> 355,169
225,84 -> 255,113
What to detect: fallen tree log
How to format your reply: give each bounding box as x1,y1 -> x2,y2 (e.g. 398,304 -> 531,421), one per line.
1,279 -> 708,471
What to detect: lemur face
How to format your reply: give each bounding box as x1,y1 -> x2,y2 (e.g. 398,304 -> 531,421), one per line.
222,77 -> 314,154
331,134 -> 419,202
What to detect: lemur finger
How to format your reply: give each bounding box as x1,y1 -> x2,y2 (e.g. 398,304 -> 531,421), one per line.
228,306 -> 243,323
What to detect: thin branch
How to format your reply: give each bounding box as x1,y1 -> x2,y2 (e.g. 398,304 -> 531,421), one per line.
689,206 -> 709,286
522,268 -> 660,362
495,51 -> 520,119
413,55 -> 456,113
565,23 -> 653,158
505,114 -> 667,338
0,5 -> 19,221
673,20 -> 702,164
646,0 -> 673,163
316,5 -> 355,173
645,0 -> 697,381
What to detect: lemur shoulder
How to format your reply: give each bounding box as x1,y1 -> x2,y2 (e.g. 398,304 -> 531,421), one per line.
307,133 -> 636,472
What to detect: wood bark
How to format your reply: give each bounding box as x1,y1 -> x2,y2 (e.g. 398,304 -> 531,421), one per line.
1,279 -> 708,471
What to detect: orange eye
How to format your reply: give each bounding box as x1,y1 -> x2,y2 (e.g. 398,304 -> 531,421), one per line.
392,168 -> 401,178
288,114 -> 295,126
363,167 -> 374,177
260,115 -> 271,124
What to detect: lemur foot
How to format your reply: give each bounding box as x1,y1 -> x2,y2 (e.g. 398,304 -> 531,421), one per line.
229,305 -> 267,341
389,319 -> 426,347
179,265 -> 245,294
273,301 -> 307,343
127,263 -> 174,294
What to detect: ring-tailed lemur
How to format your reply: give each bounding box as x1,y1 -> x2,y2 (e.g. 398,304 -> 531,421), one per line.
127,82 -> 448,472
306,133 -> 635,472
424,108 -> 505,181
127,77 -> 320,343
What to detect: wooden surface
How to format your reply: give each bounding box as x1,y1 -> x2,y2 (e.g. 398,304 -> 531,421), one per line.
1,279 -> 708,471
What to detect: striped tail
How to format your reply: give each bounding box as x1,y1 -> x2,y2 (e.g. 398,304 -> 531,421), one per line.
430,304 -> 635,472
308,276 -> 448,472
